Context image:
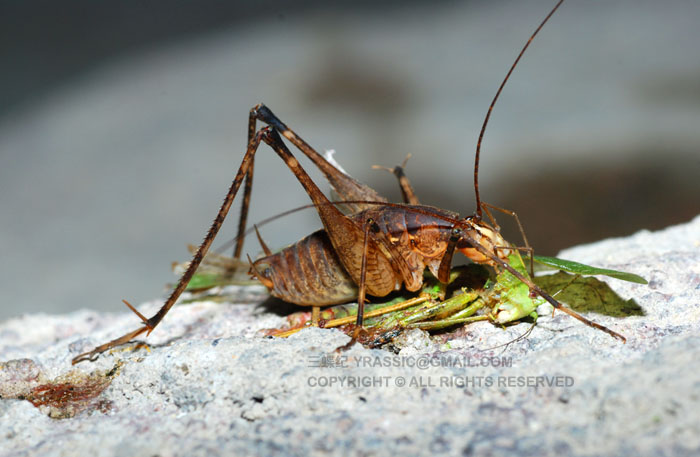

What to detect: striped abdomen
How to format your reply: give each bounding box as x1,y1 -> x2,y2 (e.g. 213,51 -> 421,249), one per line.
251,229 -> 358,307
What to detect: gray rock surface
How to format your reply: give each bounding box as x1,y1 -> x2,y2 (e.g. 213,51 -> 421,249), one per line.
1,215 -> 699,457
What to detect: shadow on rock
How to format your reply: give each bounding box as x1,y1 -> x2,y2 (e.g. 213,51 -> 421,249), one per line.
536,272 -> 645,317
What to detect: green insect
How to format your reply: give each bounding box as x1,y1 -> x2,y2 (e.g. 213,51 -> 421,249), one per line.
178,249 -> 644,346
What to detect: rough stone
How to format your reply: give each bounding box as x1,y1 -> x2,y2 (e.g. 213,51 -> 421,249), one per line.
1,215 -> 699,457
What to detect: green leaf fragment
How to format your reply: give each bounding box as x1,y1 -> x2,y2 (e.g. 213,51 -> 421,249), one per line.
186,272 -> 258,290
186,273 -> 227,290
533,255 -> 648,284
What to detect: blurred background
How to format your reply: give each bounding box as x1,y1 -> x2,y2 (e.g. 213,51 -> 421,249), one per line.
1,0 -> 699,321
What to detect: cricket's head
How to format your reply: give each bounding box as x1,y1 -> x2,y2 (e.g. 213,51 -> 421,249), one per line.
455,216 -> 510,267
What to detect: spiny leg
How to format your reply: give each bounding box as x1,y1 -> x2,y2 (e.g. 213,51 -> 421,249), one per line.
97,103 -> 393,358
233,109 -> 260,258
75,122 -> 389,363
72,129 -> 267,364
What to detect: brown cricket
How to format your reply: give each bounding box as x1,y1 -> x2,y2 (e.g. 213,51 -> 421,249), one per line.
72,0 -> 624,365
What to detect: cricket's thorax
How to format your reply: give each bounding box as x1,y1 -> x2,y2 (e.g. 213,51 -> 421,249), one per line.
349,205 -> 460,293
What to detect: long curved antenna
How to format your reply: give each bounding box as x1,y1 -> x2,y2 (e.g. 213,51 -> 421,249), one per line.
473,0 -> 565,219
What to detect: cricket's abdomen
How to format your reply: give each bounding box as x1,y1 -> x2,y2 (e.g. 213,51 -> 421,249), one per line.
251,229 -> 358,307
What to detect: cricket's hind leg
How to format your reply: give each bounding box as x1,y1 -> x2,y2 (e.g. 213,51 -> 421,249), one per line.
232,103 -> 391,258
232,109 -> 260,258
253,104 -> 386,205
236,104 -> 388,237
72,129 -> 267,364
235,104 -> 391,255
73,105 -> 402,364
75,116 -> 385,363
